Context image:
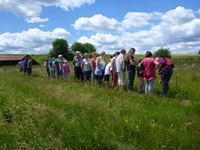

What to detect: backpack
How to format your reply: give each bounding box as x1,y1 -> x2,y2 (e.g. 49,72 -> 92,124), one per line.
165,58 -> 174,68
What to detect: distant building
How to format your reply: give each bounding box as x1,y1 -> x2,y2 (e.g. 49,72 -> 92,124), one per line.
0,55 -> 39,66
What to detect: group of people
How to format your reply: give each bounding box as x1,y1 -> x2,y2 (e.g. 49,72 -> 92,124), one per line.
18,57 -> 33,75
44,55 -> 70,81
43,48 -> 173,96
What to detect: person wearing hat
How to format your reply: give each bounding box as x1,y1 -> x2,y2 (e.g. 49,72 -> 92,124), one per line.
73,51 -> 84,81
140,51 -> 159,94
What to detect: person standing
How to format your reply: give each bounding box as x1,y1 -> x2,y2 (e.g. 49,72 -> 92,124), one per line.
82,53 -> 91,82
27,57 -> 33,76
90,52 -> 97,82
62,60 -> 70,82
44,59 -> 50,78
110,51 -> 120,89
95,51 -> 106,84
18,59 -> 24,73
22,58 -> 28,75
54,55 -> 64,79
73,51 -> 84,82
126,48 -> 137,92
115,49 -> 126,91
137,59 -> 144,94
140,51 -> 159,94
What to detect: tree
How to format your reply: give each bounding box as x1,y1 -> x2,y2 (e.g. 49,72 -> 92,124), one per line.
71,42 -> 96,55
48,38 -> 74,60
153,48 -> 172,58
83,43 -> 96,53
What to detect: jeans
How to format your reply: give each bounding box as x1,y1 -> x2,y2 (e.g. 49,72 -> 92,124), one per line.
161,67 -> 173,95
84,70 -> 91,81
127,70 -> 135,91
145,79 -> 155,94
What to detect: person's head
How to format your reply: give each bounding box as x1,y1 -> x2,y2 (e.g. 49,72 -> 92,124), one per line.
145,51 -> 152,58
92,52 -> 96,58
76,51 -> 81,57
64,60 -> 68,64
100,51 -> 106,58
129,48 -> 136,55
84,53 -> 88,59
114,51 -> 120,57
58,54 -> 63,59
121,49 -> 126,55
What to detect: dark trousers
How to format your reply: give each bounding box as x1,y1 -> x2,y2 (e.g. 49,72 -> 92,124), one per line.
161,67 -> 173,95
75,66 -> 84,81
84,70 -> 91,81
127,69 -> 136,91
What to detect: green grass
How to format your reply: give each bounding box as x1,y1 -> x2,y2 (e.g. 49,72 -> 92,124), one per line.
0,55 -> 200,150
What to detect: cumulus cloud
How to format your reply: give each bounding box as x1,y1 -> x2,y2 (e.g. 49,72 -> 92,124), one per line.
121,12 -> 161,30
161,6 -> 195,25
73,14 -> 121,32
0,28 -> 70,54
76,6 -> 200,54
0,0 -> 95,21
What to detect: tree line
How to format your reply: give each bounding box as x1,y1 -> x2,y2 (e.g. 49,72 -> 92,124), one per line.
48,38 -> 173,60
48,38 -> 96,61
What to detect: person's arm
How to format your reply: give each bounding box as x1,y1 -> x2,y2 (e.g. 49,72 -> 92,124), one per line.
96,57 -> 100,71
111,58 -> 115,73
154,60 -> 160,69
81,60 -> 84,72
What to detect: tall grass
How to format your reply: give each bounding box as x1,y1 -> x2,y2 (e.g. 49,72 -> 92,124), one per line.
0,55 -> 200,150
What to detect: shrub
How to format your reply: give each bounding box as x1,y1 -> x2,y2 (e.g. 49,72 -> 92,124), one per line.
153,48 -> 171,58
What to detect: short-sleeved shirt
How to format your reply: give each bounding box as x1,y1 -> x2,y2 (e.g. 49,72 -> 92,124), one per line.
156,57 -> 170,74
141,58 -> 156,81
82,58 -> 91,72
73,56 -> 82,67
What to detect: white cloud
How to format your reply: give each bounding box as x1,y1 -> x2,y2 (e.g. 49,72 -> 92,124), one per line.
0,0 -> 95,21
73,14 -> 121,32
161,6 -> 195,25
0,28 -> 70,54
122,12 -> 161,30
76,6 -> 200,54
26,17 -> 49,23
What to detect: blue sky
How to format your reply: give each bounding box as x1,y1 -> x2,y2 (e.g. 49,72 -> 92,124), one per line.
0,0 -> 200,54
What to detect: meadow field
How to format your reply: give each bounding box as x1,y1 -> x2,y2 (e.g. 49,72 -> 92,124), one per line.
0,55 -> 200,150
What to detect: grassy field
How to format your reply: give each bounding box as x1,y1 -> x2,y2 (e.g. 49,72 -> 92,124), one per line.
0,55 -> 200,149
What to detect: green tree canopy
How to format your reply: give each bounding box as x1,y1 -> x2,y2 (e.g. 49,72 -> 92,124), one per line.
153,48 -> 172,58
71,42 -> 96,55
83,43 -> 96,53
49,38 -> 74,60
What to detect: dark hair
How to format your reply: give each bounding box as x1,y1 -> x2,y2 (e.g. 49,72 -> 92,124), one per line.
130,47 -> 135,52
138,59 -> 143,63
146,51 -> 152,58
121,49 -> 126,54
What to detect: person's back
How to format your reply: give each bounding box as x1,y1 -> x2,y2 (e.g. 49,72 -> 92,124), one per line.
116,53 -> 125,73
141,51 -> 158,94
141,57 -> 156,81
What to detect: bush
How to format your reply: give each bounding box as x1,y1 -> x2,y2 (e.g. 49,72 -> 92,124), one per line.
153,48 -> 171,58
